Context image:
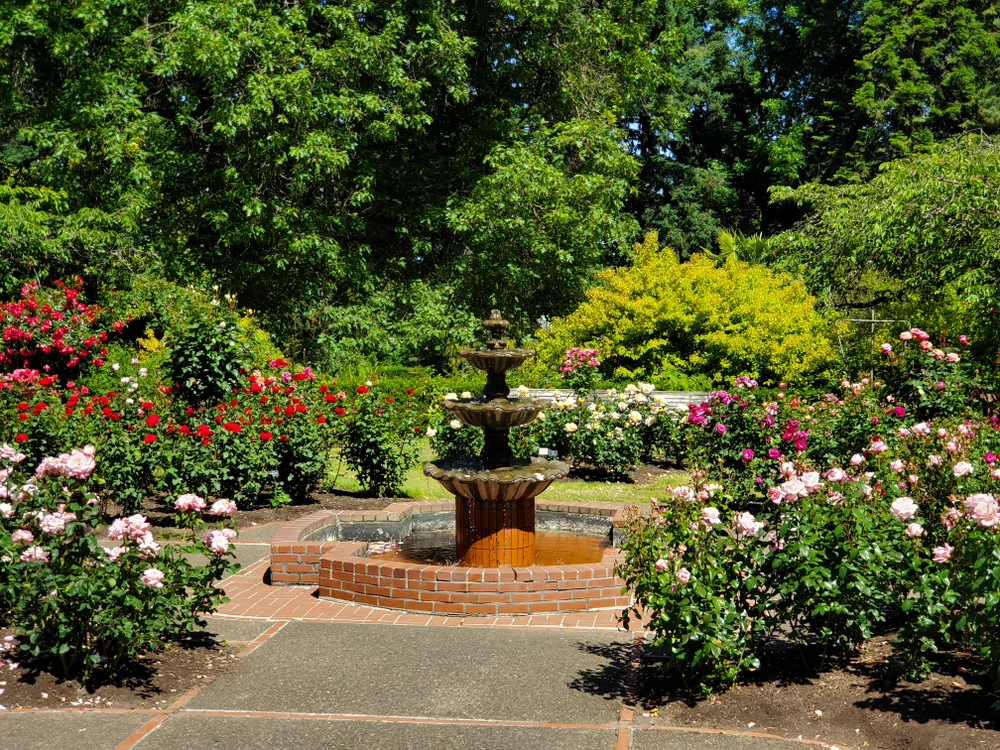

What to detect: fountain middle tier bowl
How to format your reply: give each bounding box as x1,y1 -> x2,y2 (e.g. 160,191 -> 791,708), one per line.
424,456 -> 569,502
442,397 -> 541,430
457,347 -> 535,373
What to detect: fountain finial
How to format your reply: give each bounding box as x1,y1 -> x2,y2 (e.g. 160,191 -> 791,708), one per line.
483,310 -> 509,351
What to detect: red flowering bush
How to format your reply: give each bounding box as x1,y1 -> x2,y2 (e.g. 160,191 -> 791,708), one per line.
0,278 -> 126,375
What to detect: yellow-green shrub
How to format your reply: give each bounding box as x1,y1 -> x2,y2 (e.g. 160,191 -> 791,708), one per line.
530,232 -> 839,387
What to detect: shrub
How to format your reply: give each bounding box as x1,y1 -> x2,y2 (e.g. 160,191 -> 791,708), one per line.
530,231 -> 840,388
1,277 -> 125,375
0,446 -> 235,682
340,384 -> 420,497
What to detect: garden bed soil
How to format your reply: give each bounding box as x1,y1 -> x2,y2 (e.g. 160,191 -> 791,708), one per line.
635,636 -> 999,750
558,458 -> 686,485
0,629 -> 236,711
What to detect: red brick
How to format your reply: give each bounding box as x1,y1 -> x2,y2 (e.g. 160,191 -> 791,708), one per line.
584,597 -> 616,608
465,604 -> 500,615
401,600 -> 434,612
497,582 -> 528,593
498,568 -> 516,581
353,593 -> 378,606
436,582 -> 468,592
270,554 -> 300,564
285,564 -> 318,574
482,569 -> 500,582
526,581 -> 559,591
509,592 -> 544,603
432,602 -> 465,614
527,602 -> 559,613
476,593 -> 511,604
269,572 -> 300,583
365,585 -> 394,598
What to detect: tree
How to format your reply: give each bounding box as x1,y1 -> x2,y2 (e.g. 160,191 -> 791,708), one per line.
770,134 -> 1000,325
0,0 -> 668,358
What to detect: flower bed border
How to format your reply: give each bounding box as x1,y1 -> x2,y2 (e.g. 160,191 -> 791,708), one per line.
269,500 -> 632,616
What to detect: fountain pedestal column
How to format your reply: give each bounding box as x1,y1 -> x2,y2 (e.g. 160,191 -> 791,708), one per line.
455,495 -> 535,567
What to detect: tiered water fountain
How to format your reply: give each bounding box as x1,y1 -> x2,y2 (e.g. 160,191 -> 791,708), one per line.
423,310 -> 569,567
269,311 -> 630,616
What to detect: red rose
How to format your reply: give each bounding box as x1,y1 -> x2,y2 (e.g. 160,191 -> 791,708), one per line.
146,414 -> 159,427
317,416 -> 326,423
14,433 -> 28,443
187,407 -> 196,415
15,402 -> 27,411
319,385 -> 328,393
406,389 -> 415,395
356,385 -> 369,394
144,434 -> 157,444
295,404 -> 306,412
18,414 -> 28,421
142,401 -> 154,408
335,407 -> 346,415
324,394 -> 337,402
385,397 -> 393,403
279,434 -> 288,442
260,431 -> 273,440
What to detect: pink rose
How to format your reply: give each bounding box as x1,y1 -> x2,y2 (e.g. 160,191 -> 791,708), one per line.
11,529 -> 34,543
800,472 -> 823,493
889,459 -> 905,473
34,455 -> 69,478
140,568 -> 165,588
174,493 -> 207,512
676,567 -> 691,584
203,529 -> 231,554
928,454 -> 943,467
899,331 -> 913,341
20,545 -> 49,562
64,447 -> 96,478
890,497 -> 919,521
941,507 -> 961,530
125,514 -> 151,540
824,467 -> 849,482
735,511 -> 763,536
868,439 -> 888,453
946,352 -> 960,363
911,422 -> 931,436
958,335 -> 968,344
654,558 -> 668,572
952,461 -> 974,477
767,486 -> 784,504
850,454 -> 865,466
107,518 -> 129,541
105,546 -> 129,562
932,544 -> 954,563
881,343 -> 892,353
964,493 -> 1000,528
905,522 -> 924,537
700,507 -> 721,526
0,444 -> 27,463
919,340 -> 933,351
780,478 -> 808,501
209,499 -> 237,517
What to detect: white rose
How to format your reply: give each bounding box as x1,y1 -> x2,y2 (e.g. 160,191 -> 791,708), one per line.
449,420 -> 462,430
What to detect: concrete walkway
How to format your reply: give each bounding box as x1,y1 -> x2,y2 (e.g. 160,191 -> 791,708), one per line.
0,525 -> 841,750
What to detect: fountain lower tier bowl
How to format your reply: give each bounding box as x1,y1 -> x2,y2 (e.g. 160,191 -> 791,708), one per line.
442,397 -> 541,430
423,457 -> 568,502
268,499 -> 632,617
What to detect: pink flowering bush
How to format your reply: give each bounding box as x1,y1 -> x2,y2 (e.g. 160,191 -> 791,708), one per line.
559,346 -> 601,396
0,446 -> 236,682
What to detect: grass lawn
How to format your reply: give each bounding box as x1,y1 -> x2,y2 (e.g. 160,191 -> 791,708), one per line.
325,439 -> 690,505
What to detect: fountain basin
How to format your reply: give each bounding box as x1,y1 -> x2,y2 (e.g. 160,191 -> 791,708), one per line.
423,457 -> 568,502
441,398 -> 541,430
457,348 -> 534,373
269,499 -> 631,616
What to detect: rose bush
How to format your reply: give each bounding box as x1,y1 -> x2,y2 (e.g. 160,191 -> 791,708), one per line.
0,445 -> 235,682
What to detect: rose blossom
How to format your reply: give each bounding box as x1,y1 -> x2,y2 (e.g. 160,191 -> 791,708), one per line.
889,459 -> 905,473
34,455 -> 68,477
125,514 -> 151,540
868,439 -> 888,453
911,422 -> 931,436
449,419 -> 462,430
564,422 -> 578,433
107,518 -> 129,541
209,499 -> 237,517
671,486 -> 694,501
0,443 -> 27,463
735,511 -> 764,536
11,529 -> 33,543
654,558 -> 668,572
767,486 -> 784,504
425,427 -> 437,438
825,467 -> 849,482
137,531 -> 161,557
946,352 -> 960,363
800,472 -> 823,493
928,455 -> 943,467
953,461 -> 974,477
899,331 -> 913,341
20,545 -> 49,562
676,567 -> 691,584
964,493 -> 1000,527
890,497 -> 919,521
941,506 -> 961,530
0,503 -> 13,518
64,446 -> 96,478
174,493 -> 207,512
140,568 -> 165,588
880,343 -> 892,353
932,544 -> 954,563
905,522 -> 924,538
741,449 -> 754,461
105,546 -> 129,562
701,507 -> 721,526
850,453 -> 865,466
203,529 -> 231,554
779,478 -> 808,502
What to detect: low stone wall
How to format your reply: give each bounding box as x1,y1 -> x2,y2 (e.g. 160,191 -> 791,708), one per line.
269,499 -> 632,616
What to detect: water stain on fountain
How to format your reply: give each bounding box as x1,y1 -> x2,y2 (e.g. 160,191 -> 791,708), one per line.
423,310 -> 570,567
